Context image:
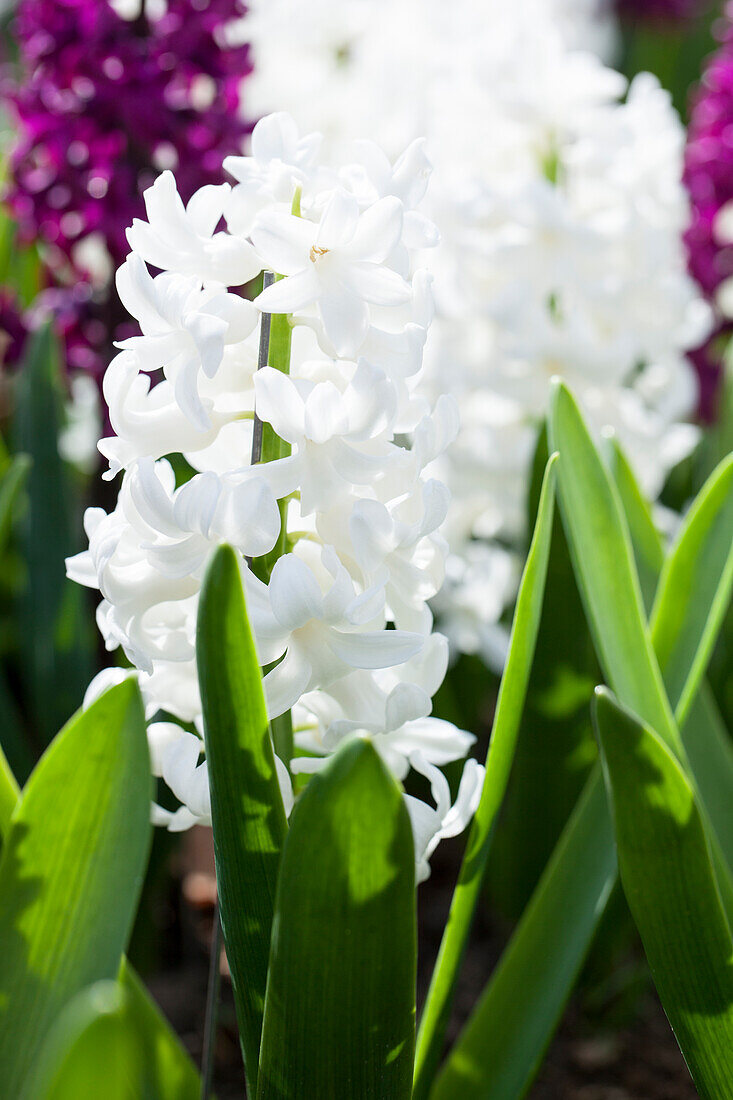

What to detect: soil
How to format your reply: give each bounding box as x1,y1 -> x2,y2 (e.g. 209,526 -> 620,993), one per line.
144,830 -> 698,1099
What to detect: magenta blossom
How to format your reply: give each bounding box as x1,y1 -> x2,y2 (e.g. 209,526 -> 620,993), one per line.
616,0 -> 710,23
684,2 -> 733,419
3,0 -> 251,381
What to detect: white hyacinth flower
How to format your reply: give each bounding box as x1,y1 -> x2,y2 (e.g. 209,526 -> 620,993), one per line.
241,0 -> 711,664
68,112 -> 481,881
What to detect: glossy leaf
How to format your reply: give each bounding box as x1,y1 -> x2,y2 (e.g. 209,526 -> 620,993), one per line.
197,543 -> 288,1091
0,740 -> 20,840
592,688 -> 733,1099
610,441 -> 733,882
650,454 -> 733,726
413,454 -> 558,1097
0,681 -> 151,1096
435,397 -> 731,1099
606,436 -> 664,612
490,431 -> 597,918
257,740 -> 416,1100
25,974 -> 200,1100
13,325 -> 94,744
547,380 -> 679,752
431,767 -> 615,1100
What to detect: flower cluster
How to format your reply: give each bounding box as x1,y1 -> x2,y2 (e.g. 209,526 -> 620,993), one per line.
244,0 -> 711,665
684,3 -> 733,418
615,0 -> 709,23
4,0 -> 251,379
67,112 -> 483,880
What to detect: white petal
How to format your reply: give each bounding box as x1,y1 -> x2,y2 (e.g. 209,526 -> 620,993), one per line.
349,197 -> 403,262
186,183 -> 230,237
319,284 -> 369,358
264,645 -> 312,718
328,628 -> 423,670
255,268 -> 321,314
316,190 -> 359,250
340,262 -> 411,306
254,367 -> 304,442
269,554 -> 324,629
251,211 -> 315,275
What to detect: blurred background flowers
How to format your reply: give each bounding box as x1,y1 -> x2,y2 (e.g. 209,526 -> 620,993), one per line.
0,1 -> 731,1095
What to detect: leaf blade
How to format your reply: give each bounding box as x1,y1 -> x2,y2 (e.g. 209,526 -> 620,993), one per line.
430,767 -> 615,1100
197,543 -> 288,1090
650,454 -> 733,725
25,973 -> 201,1100
0,681 -> 151,1096
257,740 -> 416,1100
547,380 -> 680,752
413,454 -> 557,1096
592,688 -> 733,1099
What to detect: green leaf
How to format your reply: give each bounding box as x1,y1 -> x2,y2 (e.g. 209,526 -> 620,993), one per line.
609,441 -> 733,885
23,981 -> 141,1100
431,767 -> 615,1100
650,454 -> 733,726
490,431 -> 597,919
681,687 -> 733,887
592,688 -> 733,1099
547,380 -> 680,753
0,739 -> 19,840
13,325 -> 94,744
413,454 -> 558,1098
197,543 -> 288,1091
116,963 -> 201,1100
606,436 -> 664,613
24,972 -> 200,1100
0,681 -> 151,1096
435,395 -> 731,1099
0,453 -> 30,557
257,740 -> 416,1100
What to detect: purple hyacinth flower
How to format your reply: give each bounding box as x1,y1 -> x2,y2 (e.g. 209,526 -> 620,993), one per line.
684,2 -> 733,419
2,0 -> 252,387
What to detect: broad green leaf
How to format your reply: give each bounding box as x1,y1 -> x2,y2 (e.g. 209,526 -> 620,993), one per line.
257,740 -> 416,1100
490,431 -> 597,918
547,380 -> 679,752
435,396 -> 731,1099
610,441 -> 733,882
13,326 -> 95,744
431,767 -> 615,1100
592,688 -> 733,1099
650,454 -> 733,726
0,691 -> 200,1095
117,963 -> 201,1100
23,982 -> 140,1100
197,543 -> 288,1091
0,740 -> 19,840
607,436 -> 664,612
413,454 -> 558,1098
681,687 -> 733,885
0,681 -> 151,1096
26,973 -> 200,1100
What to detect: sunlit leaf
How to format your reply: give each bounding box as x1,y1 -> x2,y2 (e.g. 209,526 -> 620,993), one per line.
0,681 -> 151,1096
593,688 -> 733,1100
257,740 -> 415,1099
413,454 -> 557,1097
197,543 -> 288,1091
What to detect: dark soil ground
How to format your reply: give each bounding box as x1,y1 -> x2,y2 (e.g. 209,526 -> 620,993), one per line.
143,828 -> 698,1099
